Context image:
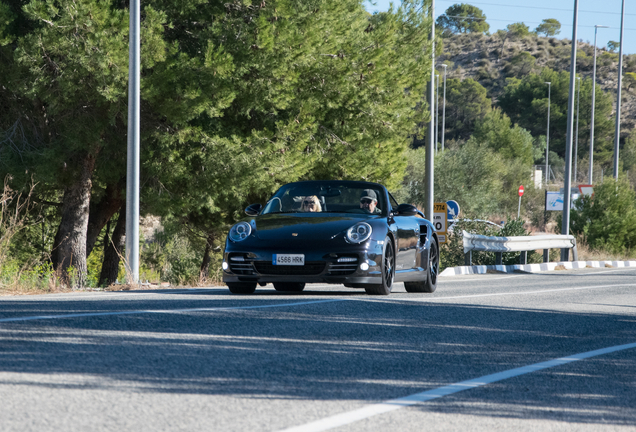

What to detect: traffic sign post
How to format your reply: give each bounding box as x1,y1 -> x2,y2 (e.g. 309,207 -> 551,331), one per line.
433,202 -> 447,243
517,185 -> 524,218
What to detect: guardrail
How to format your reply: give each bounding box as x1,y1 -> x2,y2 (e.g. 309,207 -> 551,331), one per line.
463,231 -> 578,265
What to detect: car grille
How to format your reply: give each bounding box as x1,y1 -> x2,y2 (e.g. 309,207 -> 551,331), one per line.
327,257 -> 359,275
253,261 -> 326,275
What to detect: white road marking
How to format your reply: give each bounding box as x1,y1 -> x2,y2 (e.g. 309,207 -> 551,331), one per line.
437,266 -> 636,282
277,342 -> 636,432
0,298 -> 346,323
380,283 -> 636,303
0,288 -> 223,301
438,274 -> 523,283
568,267 -> 636,276
2,283 -> 636,323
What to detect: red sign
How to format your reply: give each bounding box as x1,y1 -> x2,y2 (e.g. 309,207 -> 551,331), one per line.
518,185 -> 524,197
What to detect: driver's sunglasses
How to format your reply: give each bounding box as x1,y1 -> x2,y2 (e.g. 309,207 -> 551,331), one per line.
360,198 -> 374,204
303,201 -> 315,206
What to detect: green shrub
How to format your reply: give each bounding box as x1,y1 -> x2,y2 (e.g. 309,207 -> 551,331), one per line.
566,178 -> 636,255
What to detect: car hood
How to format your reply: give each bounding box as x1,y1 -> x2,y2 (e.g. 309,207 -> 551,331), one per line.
252,213 -> 377,241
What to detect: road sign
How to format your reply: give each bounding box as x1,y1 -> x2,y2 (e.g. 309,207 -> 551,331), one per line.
578,184 -> 594,196
446,200 -> 460,220
545,191 -> 563,211
433,202 -> 447,243
517,185 -> 524,218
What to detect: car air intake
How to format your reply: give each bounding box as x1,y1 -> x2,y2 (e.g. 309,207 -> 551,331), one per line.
253,261 -> 325,275
228,254 -> 255,275
328,256 -> 359,275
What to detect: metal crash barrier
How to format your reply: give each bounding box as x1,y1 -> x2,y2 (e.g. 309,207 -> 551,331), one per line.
462,231 -> 578,266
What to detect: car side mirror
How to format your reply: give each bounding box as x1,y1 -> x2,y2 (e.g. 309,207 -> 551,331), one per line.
394,203 -> 418,216
245,203 -> 262,216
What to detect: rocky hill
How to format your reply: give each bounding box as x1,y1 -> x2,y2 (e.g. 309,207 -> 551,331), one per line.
438,32 -> 636,135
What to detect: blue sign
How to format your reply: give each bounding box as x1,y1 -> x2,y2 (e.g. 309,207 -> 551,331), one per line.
446,200 -> 460,220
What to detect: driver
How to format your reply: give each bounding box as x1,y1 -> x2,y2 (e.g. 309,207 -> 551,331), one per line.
301,195 -> 322,212
360,190 -> 380,214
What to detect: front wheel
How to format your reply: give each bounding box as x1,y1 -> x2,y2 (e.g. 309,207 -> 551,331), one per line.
365,237 -> 395,295
227,282 -> 257,294
273,282 -> 305,292
405,238 -> 438,293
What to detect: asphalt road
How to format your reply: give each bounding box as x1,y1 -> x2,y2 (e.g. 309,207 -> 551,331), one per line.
1,267 -> 636,432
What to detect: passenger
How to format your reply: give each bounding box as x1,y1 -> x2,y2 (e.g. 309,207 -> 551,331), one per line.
360,190 -> 380,214
301,195 -> 322,212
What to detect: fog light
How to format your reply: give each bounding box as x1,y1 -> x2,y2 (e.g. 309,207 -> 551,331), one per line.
359,262 -> 369,271
222,261 -> 229,270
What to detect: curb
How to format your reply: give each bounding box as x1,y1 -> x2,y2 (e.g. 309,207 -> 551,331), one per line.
439,260 -> 636,277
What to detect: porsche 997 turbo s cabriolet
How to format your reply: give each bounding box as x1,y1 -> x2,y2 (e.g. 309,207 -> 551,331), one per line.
222,180 -> 439,295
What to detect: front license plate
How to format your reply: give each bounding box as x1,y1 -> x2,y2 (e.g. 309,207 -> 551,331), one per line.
273,254 -> 305,266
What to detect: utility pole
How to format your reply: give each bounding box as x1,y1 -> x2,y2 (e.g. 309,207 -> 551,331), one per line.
589,25 -> 608,184
613,0 -> 625,179
574,76 -> 580,183
545,82 -> 551,185
425,0 -> 435,221
435,74 -> 440,154
441,64 -> 447,152
561,0 -> 580,262
126,0 -> 140,284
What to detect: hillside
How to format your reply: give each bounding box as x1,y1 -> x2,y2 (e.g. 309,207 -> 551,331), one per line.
438,32 -> 636,138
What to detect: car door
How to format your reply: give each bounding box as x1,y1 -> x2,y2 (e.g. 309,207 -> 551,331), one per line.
389,194 -> 419,272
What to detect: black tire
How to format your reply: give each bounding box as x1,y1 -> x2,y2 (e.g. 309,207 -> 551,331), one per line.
405,238 -> 439,293
273,282 -> 306,292
365,237 -> 395,295
227,282 -> 257,294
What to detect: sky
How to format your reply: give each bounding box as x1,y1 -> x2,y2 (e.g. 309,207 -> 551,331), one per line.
365,0 -> 635,55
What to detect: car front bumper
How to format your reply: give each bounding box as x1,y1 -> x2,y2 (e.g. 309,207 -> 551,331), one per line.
222,243 -> 383,285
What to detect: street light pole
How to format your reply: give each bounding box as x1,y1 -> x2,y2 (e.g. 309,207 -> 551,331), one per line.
613,0 -> 625,179
126,0 -> 140,284
545,81 -> 551,185
425,0 -> 435,221
561,0 -> 580,262
574,76 -> 580,183
441,64 -> 447,152
589,25 -> 608,184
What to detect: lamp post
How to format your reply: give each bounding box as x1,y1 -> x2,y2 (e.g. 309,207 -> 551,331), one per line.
425,0 -> 435,222
589,25 -> 608,184
545,81 -> 551,185
126,0 -> 140,283
561,0 -> 580,262
613,0 -> 625,179
441,64 -> 447,152
574,76 -> 580,183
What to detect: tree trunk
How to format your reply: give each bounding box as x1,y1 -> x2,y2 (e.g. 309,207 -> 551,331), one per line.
51,152 -> 96,288
99,207 -> 125,287
199,232 -> 215,282
86,180 -> 124,258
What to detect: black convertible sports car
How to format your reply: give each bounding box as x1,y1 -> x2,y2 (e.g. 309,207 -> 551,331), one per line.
222,180 -> 439,295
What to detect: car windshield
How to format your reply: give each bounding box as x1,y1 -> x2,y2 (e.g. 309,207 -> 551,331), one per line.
261,182 -> 386,216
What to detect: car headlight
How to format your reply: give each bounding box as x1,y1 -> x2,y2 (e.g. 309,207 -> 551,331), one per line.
346,222 -> 372,244
229,222 -> 252,242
